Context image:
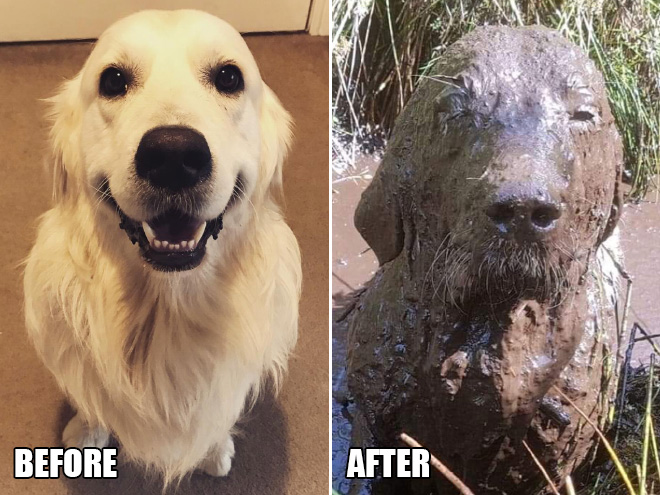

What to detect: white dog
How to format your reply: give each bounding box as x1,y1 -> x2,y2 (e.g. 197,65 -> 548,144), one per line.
23,10 -> 301,482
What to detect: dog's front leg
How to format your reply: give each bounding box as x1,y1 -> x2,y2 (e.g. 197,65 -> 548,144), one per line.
199,436 -> 235,477
62,411 -> 110,449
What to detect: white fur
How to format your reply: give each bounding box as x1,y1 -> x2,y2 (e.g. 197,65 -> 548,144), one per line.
23,10 -> 301,483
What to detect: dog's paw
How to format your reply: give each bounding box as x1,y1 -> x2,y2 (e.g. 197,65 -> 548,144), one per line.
199,437 -> 235,477
62,413 -> 110,449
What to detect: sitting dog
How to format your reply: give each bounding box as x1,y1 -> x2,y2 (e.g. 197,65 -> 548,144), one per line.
24,10 -> 301,482
347,26 -> 623,494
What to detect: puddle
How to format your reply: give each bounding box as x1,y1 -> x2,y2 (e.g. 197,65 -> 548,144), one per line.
332,156 -> 380,298
619,197 -> 660,365
332,155 -> 380,493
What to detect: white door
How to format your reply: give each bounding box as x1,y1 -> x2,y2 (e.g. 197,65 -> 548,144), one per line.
0,0 -> 313,42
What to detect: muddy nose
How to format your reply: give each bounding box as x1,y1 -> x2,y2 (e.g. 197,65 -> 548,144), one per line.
485,198 -> 562,236
135,126 -> 212,191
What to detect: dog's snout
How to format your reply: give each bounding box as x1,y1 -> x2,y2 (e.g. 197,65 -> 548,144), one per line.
135,126 -> 212,191
485,191 -> 562,237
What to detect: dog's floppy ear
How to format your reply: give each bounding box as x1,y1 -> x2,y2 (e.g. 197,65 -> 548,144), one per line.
47,75 -> 83,204
354,164 -> 404,265
258,83 -> 293,207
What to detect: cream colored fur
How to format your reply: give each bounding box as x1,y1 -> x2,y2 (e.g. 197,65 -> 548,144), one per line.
23,10 -> 301,483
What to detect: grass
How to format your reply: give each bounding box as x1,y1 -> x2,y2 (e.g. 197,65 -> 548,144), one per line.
332,0 -> 660,198
575,360 -> 660,495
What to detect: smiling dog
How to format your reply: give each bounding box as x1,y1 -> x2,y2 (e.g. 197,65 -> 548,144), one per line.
24,10 -> 301,481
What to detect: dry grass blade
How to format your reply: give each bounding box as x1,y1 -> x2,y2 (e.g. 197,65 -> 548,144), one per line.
565,475 -> 577,495
552,386 -> 636,495
399,432 -> 475,495
522,440 -> 560,495
650,415 -> 660,490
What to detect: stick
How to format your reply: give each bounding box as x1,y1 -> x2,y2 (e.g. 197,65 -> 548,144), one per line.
565,475 -> 577,495
332,272 -> 356,292
522,440 -> 560,495
634,332 -> 660,343
334,286 -> 367,323
399,432 -> 475,495
634,323 -> 660,356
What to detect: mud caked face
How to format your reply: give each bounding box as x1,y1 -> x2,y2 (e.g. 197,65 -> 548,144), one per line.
407,28 -> 622,304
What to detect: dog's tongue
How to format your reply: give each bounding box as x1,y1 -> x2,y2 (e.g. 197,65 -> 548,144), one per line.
148,212 -> 201,242
141,212 -> 207,252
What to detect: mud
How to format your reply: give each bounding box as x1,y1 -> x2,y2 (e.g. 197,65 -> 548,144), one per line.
332,178 -> 660,493
344,26 -> 627,494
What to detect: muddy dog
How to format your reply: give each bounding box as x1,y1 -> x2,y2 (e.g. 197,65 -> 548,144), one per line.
347,26 -> 624,494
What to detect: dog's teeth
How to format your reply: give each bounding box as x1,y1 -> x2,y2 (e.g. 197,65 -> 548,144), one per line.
193,222 -> 207,243
142,222 -> 203,252
142,222 -> 156,244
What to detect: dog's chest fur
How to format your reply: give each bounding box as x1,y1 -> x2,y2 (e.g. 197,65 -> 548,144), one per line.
24,204 -> 300,473
56,257 -> 258,432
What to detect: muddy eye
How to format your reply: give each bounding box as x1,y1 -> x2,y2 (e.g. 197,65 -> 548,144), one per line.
570,107 -> 598,122
99,67 -> 128,98
436,92 -> 468,119
214,65 -> 243,94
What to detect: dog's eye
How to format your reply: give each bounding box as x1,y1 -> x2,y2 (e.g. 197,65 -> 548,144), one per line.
570,106 -> 598,123
436,93 -> 467,117
99,67 -> 128,98
214,65 -> 243,94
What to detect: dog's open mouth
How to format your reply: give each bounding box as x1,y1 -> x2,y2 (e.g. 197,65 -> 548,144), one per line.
99,181 -> 223,272
118,210 -> 223,272
141,213 -> 207,253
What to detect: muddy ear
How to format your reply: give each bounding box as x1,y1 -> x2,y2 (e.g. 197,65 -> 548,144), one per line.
258,83 -> 293,207
47,76 -> 83,204
354,167 -> 404,265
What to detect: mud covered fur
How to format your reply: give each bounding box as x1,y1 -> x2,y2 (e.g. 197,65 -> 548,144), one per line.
346,26 -> 625,495
426,233 -> 575,310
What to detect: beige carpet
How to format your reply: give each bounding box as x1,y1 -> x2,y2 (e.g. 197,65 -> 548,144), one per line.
0,34 -> 329,494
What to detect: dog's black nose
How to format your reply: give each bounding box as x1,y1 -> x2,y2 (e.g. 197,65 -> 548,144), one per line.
486,195 -> 562,237
135,126 -> 212,191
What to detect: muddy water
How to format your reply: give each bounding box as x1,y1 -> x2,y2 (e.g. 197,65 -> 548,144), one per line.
619,193 -> 660,365
331,154 -> 660,490
332,156 -> 379,494
331,157 -> 379,296
331,309 -> 352,495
